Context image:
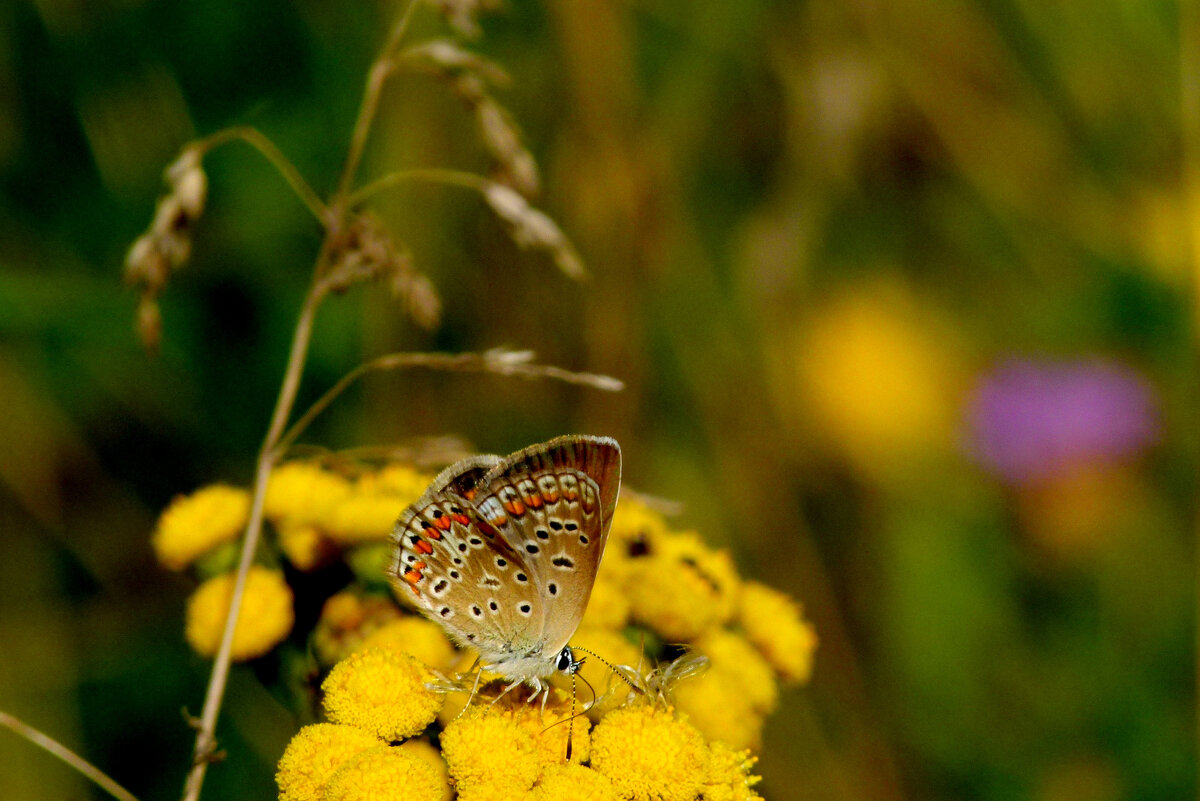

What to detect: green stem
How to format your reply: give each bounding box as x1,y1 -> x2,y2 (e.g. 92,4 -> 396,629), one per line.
195,127 -> 327,220
0,710 -> 141,801
348,167 -> 493,208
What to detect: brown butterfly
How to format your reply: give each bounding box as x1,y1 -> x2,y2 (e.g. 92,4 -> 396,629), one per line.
387,435 -> 621,701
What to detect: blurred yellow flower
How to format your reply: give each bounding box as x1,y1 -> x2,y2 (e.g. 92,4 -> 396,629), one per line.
441,707 -> 542,799
580,573 -> 631,630
625,533 -> 739,642
795,283 -> 963,477
702,742 -> 764,801
738,581 -> 817,684
533,763 -> 619,801
590,704 -> 708,801
321,646 -> 443,741
323,491 -> 404,545
275,723 -> 379,801
185,566 -> 294,660
323,744 -> 448,801
152,484 -> 250,570
606,495 -> 671,565
356,615 -> 455,671
359,463 -> 432,499
265,461 -> 352,526
276,520 -> 335,571
674,631 -> 778,750
312,592 -> 406,667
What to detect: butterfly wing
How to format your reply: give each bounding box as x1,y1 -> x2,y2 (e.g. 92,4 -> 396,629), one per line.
387,454 -> 543,661
471,435 -> 621,655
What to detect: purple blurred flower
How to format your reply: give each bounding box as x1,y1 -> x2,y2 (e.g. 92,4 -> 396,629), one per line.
964,358 -> 1159,485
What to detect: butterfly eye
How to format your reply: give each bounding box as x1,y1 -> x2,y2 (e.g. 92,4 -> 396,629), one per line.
555,647 -> 576,672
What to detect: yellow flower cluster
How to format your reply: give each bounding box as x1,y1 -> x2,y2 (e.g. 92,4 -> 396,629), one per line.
185,566 -> 294,661
152,484 -> 250,570
582,496 -> 817,750
264,460 -> 433,568
273,490 -> 813,800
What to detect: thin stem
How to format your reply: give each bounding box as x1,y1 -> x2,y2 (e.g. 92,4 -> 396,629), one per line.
332,0 -> 423,206
195,127 -> 327,220
179,284 -> 327,801
348,167 -> 493,208
0,710 -> 141,801
275,349 -> 624,456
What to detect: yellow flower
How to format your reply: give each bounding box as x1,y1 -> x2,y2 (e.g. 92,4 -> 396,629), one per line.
395,739 -> 452,801
265,461 -> 352,526
441,707 -> 542,799
356,616 -> 455,671
738,581 -> 817,684
185,567 -> 294,660
673,631 -> 778,750
276,520 -> 336,571
312,592 -> 405,667
152,484 -> 250,570
701,742 -> 763,801
625,533 -> 740,642
580,573 -> 631,630
321,646 -> 444,740
533,764 -> 619,801
590,704 -> 708,801
505,693 -> 592,766
322,492 -> 403,545
323,743 -> 448,801
606,495 -> 672,566
359,463 -> 432,499
794,283 -> 963,477
275,723 -> 379,801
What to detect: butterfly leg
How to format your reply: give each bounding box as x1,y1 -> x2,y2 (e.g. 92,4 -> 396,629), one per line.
454,660 -> 486,720
490,677 -> 526,707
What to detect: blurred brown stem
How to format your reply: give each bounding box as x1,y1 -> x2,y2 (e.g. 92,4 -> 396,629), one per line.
348,167 -> 491,207
196,127 -> 327,219
0,710 -> 141,801
178,2 -> 420,800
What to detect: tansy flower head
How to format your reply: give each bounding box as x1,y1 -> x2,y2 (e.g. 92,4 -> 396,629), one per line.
356,615 -> 455,671
358,463 -> 432,499
321,646 -> 443,740
533,763 -> 619,801
502,691 -> 592,766
323,491 -> 405,545
441,707 -> 542,799
185,566 -> 294,660
395,739 -> 452,801
624,532 -> 740,642
313,592 -> 403,667
152,484 -> 250,570
590,703 -> 708,801
672,631 -> 777,750
579,573 -> 631,630
265,461 -> 352,527
702,742 -> 764,801
275,723 -> 380,801
605,495 -> 672,567
738,581 -> 817,684
275,520 -> 336,571
323,743 -> 448,801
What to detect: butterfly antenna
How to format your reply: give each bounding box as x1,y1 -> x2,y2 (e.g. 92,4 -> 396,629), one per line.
572,646 -> 642,696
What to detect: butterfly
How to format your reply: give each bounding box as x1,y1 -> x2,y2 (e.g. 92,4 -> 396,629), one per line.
387,435 -> 621,702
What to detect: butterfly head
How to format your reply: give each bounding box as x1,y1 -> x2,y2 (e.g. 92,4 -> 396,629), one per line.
556,645 -> 583,675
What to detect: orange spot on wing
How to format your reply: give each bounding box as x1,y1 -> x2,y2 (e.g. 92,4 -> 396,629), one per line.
434,516 -> 452,531
426,529 -> 443,540
463,489 -> 477,500
412,561 -> 427,570
503,500 -> 526,516
452,513 -> 470,525
403,569 -> 423,584
414,540 -> 434,555
526,493 -> 543,508
409,584 -> 421,596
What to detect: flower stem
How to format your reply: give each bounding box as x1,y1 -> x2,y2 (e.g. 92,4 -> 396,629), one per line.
348,167 -> 493,208
195,126 -> 327,220
0,710 -> 141,801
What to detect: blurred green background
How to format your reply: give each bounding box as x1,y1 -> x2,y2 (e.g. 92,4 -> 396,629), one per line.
0,0 -> 1193,799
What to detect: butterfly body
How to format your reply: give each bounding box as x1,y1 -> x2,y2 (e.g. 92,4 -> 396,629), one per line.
387,436 -> 621,691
